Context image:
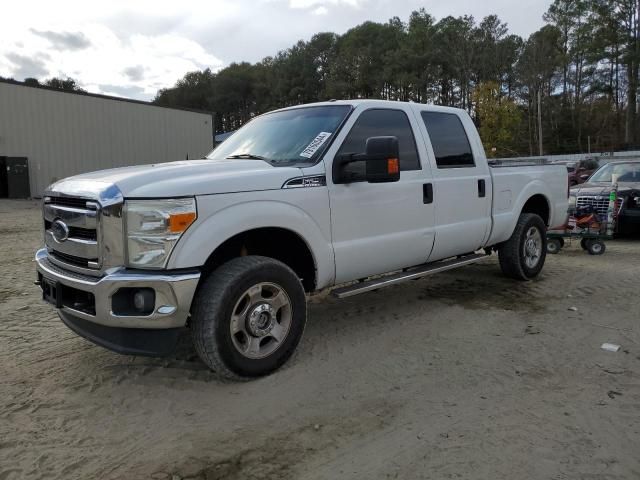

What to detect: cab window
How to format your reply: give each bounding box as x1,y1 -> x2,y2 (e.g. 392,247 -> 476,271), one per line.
421,112 -> 475,168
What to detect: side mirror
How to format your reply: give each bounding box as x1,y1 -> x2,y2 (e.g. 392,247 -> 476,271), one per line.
333,136 -> 400,184
363,136 -> 401,183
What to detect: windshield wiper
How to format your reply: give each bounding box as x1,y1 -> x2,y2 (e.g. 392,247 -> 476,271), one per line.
226,153 -> 268,160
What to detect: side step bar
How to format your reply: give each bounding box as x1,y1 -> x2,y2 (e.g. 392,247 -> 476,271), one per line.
331,253 -> 490,299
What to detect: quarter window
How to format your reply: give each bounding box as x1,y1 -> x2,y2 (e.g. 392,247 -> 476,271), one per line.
337,109 -> 421,172
421,112 -> 475,168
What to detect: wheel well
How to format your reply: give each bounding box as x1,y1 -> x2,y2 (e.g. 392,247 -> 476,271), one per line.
202,228 -> 317,292
521,194 -> 550,226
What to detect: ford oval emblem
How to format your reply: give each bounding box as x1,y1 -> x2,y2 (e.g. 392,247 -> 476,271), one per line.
51,219 -> 70,242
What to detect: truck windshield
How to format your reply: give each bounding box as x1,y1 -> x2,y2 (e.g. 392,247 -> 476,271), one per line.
207,105 -> 352,166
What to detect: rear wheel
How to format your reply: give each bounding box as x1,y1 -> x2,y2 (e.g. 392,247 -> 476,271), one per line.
586,240 -> 606,255
580,238 -> 589,250
499,213 -> 547,280
191,256 -> 307,380
546,238 -> 562,254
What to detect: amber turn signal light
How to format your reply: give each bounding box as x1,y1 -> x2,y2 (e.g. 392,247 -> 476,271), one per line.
387,158 -> 399,175
168,212 -> 197,233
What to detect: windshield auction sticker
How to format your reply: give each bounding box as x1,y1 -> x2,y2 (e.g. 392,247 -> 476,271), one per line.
300,132 -> 332,158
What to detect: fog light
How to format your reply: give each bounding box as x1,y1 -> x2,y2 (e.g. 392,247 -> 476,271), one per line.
133,289 -> 155,313
112,287 -> 155,316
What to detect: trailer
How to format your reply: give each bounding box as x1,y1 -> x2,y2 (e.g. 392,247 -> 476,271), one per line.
547,185 -> 620,255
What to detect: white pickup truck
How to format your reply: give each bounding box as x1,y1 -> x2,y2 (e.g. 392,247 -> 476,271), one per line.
35,100 -> 568,379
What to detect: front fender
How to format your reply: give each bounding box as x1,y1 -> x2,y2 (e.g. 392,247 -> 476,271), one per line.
167,191 -> 335,289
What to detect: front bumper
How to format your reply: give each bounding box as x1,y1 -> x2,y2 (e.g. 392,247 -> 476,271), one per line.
59,311 -> 184,356
35,248 -> 200,352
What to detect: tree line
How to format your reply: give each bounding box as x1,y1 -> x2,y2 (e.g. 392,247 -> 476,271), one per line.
0,76 -> 86,93
154,1 -> 640,158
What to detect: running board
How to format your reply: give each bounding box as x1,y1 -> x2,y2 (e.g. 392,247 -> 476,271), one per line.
331,253 -> 490,299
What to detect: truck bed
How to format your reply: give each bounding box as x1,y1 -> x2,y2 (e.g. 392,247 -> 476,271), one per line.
487,162 -> 568,245
488,158 -> 551,168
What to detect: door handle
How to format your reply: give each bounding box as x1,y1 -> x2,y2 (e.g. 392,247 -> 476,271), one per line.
478,179 -> 486,198
423,183 -> 433,204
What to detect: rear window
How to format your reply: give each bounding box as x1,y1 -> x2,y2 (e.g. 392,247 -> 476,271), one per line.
421,112 -> 475,168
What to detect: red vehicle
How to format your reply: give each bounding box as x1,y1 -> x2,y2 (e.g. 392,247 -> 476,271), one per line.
556,158 -> 600,186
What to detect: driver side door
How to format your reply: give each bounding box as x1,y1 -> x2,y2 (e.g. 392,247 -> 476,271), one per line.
326,107 -> 435,284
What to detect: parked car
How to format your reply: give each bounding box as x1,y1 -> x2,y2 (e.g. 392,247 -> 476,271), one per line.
555,158 -> 600,185
35,100 -> 568,380
570,160 -> 640,234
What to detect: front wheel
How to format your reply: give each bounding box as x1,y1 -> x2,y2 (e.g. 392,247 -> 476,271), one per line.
498,213 -> 547,280
191,256 -> 307,380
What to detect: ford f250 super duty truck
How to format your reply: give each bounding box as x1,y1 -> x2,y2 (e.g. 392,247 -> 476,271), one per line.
35,100 -> 568,380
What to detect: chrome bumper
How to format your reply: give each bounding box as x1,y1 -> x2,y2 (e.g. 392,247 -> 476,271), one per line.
35,248 -> 200,329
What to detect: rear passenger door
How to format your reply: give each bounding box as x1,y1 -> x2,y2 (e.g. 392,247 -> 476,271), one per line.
416,110 -> 492,261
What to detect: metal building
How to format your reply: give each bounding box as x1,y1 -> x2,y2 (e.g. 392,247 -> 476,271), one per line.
0,80 -> 214,198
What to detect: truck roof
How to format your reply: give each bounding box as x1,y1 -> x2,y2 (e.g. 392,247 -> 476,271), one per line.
273,99 -> 466,115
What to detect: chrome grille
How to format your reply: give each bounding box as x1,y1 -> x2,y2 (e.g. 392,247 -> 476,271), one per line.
576,196 -> 610,218
43,196 -> 101,271
44,220 -> 97,241
50,250 -> 94,268
46,196 -> 93,209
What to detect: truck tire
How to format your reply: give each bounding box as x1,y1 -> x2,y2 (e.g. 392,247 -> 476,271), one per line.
498,213 -> 547,280
191,256 -> 306,380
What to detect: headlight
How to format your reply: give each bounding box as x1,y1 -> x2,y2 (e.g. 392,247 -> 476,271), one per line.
568,195 -> 577,207
125,198 -> 197,268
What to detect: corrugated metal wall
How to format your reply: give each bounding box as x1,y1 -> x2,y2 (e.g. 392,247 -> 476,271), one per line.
0,82 -> 213,197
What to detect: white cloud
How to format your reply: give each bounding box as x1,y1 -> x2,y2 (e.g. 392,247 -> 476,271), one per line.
312,6 -> 329,15
289,0 -> 362,7
0,24 -> 222,100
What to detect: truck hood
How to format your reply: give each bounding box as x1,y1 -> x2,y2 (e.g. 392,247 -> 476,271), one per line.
571,181 -> 640,197
46,159 -> 303,199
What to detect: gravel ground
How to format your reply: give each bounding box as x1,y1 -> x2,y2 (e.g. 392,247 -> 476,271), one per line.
1,198 -> 639,480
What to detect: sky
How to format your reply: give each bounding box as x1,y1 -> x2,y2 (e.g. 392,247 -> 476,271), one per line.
0,0 -> 551,101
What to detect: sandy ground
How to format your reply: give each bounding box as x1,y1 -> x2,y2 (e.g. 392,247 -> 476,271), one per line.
1,198 -> 639,480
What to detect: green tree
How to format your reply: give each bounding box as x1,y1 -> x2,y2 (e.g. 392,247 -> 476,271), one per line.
473,81 -> 521,157
517,25 -> 562,154
404,9 -> 439,103
23,77 -> 40,86
44,77 -> 85,92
